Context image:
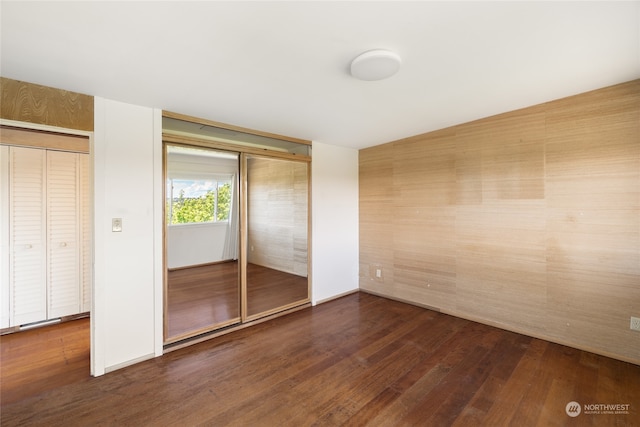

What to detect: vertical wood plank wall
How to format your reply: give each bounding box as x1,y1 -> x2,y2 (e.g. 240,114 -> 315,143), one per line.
247,157 -> 309,277
0,77 -> 93,131
359,80 -> 640,364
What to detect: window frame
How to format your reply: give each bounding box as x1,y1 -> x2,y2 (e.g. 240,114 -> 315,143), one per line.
166,176 -> 233,227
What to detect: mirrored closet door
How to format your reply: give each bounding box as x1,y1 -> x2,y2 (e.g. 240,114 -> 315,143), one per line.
163,113 -> 312,345
244,155 -> 309,319
164,144 -> 240,342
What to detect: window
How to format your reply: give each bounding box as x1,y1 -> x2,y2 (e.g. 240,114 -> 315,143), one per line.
166,178 -> 231,225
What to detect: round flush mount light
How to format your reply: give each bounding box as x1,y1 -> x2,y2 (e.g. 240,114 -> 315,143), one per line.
350,49 -> 402,81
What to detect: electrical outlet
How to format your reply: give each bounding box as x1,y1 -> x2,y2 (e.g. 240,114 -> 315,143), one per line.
370,264 -> 383,281
112,218 -> 122,232
631,317 -> 640,332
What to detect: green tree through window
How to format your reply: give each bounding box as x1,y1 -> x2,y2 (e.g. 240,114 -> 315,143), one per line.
216,182 -> 231,221
167,180 -> 231,225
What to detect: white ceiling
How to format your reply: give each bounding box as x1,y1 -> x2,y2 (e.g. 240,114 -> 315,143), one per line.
1,1 -> 639,149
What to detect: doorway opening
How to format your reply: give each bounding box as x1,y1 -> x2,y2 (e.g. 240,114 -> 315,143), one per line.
0,123 -> 93,404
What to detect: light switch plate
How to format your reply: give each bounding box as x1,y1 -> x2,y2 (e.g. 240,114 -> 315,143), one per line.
112,218 -> 122,232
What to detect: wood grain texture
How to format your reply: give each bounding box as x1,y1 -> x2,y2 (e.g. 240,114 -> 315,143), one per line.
165,261 -> 309,342
2,293 -> 639,425
0,125 -> 89,153
359,143 -> 395,296
246,156 -> 310,318
0,317 -> 90,406
359,79 -> 640,364
166,261 -> 240,341
0,78 -> 93,131
247,156 -> 309,278
246,263 -> 309,318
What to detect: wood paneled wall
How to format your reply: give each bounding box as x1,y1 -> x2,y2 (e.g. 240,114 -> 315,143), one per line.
0,77 -> 93,131
247,156 -> 309,277
360,80 -> 640,364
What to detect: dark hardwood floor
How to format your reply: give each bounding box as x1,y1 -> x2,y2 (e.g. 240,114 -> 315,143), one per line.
2,292 -> 639,426
167,261 -> 240,339
247,263 -> 309,316
167,261 -> 309,339
0,317 -> 90,406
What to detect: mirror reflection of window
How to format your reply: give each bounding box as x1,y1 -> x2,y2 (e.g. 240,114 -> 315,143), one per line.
166,178 -> 232,224
165,145 -> 240,342
164,144 -> 311,343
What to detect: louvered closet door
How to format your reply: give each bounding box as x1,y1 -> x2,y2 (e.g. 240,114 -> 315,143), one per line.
9,147 -> 47,325
47,150 -> 81,318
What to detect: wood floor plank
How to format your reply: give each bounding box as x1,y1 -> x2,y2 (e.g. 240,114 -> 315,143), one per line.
166,261 -> 309,340
167,261 -> 240,339
479,337 -> 549,426
451,332 -> 533,426
0,317 -> 90,406
2,292 -> 639,426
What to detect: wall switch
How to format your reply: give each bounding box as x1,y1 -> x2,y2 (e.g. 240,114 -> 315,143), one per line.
112,218 -> 122,232
375,268 -> 382,278
631,317 -> 640,332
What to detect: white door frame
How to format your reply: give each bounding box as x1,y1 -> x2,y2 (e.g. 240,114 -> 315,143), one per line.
0,118 -> 93,362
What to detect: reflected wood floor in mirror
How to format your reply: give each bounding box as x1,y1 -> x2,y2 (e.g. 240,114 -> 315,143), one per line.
167,262 -> 308,340
247,263 -> 308,316
167,261 -> 240,339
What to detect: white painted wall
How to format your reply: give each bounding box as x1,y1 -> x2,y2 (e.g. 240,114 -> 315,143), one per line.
90,106 -> 358,374
167,223 -> 227,268
92,98 -> 162,375
165,148 -> 239,269
311,142 -> 359,304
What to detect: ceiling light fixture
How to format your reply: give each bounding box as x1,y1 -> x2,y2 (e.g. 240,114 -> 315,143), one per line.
350,49 -> 402,81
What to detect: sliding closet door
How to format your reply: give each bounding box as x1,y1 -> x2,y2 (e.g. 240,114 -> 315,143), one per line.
164,144 -> 241,342
244,155 -> 309,319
